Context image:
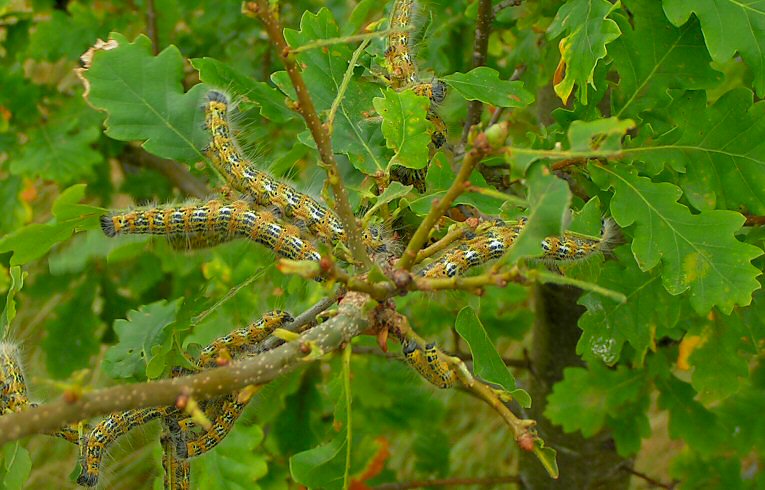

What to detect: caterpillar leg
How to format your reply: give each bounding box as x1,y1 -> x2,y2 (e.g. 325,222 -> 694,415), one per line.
77,407 -> 176,487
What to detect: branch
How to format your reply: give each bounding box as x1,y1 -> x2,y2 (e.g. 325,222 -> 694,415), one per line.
459,0 -> 493,148
373,475 -> 522,489
145,0 -> 159,54
123,144 -> 209,199
0,292 -> 372,445
621,466 -> 678,490
243,1 -> 372,268
492,0 -> 523,16
397,133 -> 493,270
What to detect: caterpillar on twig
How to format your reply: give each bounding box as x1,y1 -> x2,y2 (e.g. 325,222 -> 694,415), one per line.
403,339 -> 456,389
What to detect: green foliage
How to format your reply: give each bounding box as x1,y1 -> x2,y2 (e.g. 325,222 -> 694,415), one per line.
1,0 -> 764,488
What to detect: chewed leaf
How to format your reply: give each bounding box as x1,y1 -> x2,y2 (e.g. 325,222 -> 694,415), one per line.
79,33 -> 209,163
373,89 -> 430,170
442,67 -> 534,108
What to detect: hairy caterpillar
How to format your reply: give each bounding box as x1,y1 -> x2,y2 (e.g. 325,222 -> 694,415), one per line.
173,394 -> 246,459
402,339 -> 456,389
161,427 -> 191,490
0,342 -> 30,414
100,200 -> 322,264
77,406 -> 178,487
417,219 -> 614,278
197,310 -> 293,368
385,0 -> 418,88
204,92 -> 345,244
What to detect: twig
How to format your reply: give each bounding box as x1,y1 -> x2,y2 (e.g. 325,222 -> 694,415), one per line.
744,214 -> 765,226
621,466 -> 678,490
373,475 -> 522,489
459,0 -> 493,149
123,144 -> 208,198
243,1 -> 372,268
258,292 -> 342,351
397,133 -> 494,270
327,39 -> 370,133
415,220 -> 483,263
413,267 -> 525,294
0,292 -> 372,445
288,28 -> 412,54
492,0 -> 523,16
145,0 -> 159,54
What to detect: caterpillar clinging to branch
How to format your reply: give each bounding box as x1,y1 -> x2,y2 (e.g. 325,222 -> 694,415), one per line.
403,339 -> 456,389
417,219 -> 616,278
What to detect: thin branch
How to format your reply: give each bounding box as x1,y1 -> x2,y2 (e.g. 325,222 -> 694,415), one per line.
257,292 -> 341,351
327,39 -> 370,133
459,0 -> 494,149
288,27 -> 412,54
492,0 -> 523,16
415,220 -> 482,263
123,144 -> 209,199
397,133 -> 493,270
243,1 -> 372,268
145,0 -> 159,54
373,475 -> 522,489
622,466 -> 678,490
0,292 -> 372,445
744,214 -> 765,226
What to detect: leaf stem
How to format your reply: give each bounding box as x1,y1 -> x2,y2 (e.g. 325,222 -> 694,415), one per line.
327,39 -> 370,133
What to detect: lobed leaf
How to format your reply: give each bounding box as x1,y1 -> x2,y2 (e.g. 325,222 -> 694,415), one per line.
191,424 -> 268,490
442,67 -> 534,108
80,33 -> 209,163
590,163 -> 762,314
373,89 -> 431,170
547,0 -> 621,104
663,0 -> 765,96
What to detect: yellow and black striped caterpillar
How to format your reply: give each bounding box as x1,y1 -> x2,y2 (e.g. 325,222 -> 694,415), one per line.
417,219 -> 614,278
100,200 -> 322,264
168,394 -> 247,459
161,426 -> 191,490
403,339 -> 456,389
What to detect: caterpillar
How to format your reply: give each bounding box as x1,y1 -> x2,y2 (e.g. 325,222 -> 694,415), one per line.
385,0 -> 418,88
100,200 -> 322,264
417,219 -> 614,278
204,92 -> 346,245
197,310 -> 293,368
161,427 -> 191,490
402,339 -> 456,389
77,406 -> 178,487
0,342 -> 30,414
173,394 -> 246,459
412,80 -> 447,105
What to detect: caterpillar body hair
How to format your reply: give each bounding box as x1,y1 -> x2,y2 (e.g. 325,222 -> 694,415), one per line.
161,427 -> 191,490
204,92 -> 346,245
402,339 -> 455,389
197,310 -> 293,368
417,219 -> 614,278
166,231 -> 234,251
386,0 -> 418,88
0,342 -> 30,414
100,200 -> 322,264
412,80 -> 447,105
77,406 -> 178,487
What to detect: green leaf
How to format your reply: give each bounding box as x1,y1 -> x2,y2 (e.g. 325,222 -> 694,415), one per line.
1,443 -> 31,490
663,0 -> 765,96
102,299 -> 182,381
533,441 -> 559,480
42,281 -> 101,379
290,348 -> 352,490
547,0 -> 621,104
590,164 -> 762,314
409,152 -> 506,216
82,33 -> 209,163
192,424 -> 268,490
1,267 -> 26,336
0,184 -> 102,266
629,89 -> 765,214
442,67 -> 534,108
578,247 -> 680,365
281,8 -> 387,175
9,118 -> 102,185
455,306 -> 531,407
372,89 -> 431,170
545,364 -> 647,437
191,57 -> 294,123
502,164 -> 571,264
610,1 -> 722,118
363,181 -> 413,220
